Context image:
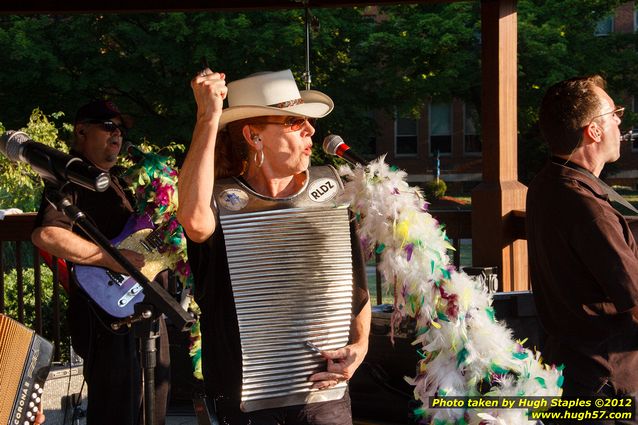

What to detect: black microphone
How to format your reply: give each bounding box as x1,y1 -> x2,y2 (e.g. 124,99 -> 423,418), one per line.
122,140 -> 145,159
621,130 -> 638,143
0,131 -> 111,192
322,134 -> 369,166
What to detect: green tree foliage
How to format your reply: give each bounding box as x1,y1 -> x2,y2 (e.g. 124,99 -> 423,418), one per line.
424,178 -> 448,200
0,8 -> 477,159
361,3 -> 481,114
0,2 -> 636,184
517,0 -> 637,181
2,266 -> 64,328
2,266 -> 70,358
0,109 -> 68,211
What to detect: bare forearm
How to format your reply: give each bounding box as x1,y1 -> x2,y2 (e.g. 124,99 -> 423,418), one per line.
178,68 -> 227,243
309,298 -> 371,388
32,226 -> 118,269
177,118 -> 219,242
350,299 -> 371,353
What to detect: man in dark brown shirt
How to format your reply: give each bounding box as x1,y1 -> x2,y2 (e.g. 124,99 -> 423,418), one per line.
527,75 -> 638,406
31,100 -> 170,425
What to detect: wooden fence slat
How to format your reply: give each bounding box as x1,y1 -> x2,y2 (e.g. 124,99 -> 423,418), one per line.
52,258 -> 61,362
16,241 -> 24,323
0,242 -> 4,314
34,246 -> 43,335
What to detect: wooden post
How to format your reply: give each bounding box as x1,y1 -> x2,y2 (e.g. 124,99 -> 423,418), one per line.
472,0 -> 529,291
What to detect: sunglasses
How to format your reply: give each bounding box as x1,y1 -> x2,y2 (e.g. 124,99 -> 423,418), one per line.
253,117 -> 316,132
83,120 -> 127,136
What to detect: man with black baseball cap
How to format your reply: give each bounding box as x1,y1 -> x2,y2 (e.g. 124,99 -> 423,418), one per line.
32,99 -> 171,425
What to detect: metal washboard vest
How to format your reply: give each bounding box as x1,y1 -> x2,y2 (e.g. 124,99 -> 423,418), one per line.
213,165 -> 354,412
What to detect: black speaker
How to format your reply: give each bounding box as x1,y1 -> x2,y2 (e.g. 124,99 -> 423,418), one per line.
42,363 -> 88,425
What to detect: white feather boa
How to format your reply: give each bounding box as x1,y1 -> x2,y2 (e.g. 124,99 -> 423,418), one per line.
339,157 -> 563,425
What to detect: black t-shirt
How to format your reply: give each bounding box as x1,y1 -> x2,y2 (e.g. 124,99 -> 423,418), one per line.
187,215 -> 369,402
34,161 -> 135,240
34,159 -> 136,306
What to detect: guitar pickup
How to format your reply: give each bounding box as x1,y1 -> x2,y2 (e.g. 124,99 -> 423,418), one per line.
140,239 -> 154,252
117,284 -> 144,307
106,270 -> 126,285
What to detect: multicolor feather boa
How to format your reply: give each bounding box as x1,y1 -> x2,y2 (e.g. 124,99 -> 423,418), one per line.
123,147 -> 203,379
338,157 -> 563,425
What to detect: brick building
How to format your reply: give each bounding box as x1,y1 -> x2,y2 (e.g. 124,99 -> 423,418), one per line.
373,2 -> 638,191
373,98 -> 482,192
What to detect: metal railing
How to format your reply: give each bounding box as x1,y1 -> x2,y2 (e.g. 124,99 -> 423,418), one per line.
0,210 -> 475,360
0,212 -> 64,361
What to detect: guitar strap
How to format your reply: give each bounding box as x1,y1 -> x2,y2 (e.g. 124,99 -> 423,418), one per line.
37,248 -> 71,293
551,157 -> 638,216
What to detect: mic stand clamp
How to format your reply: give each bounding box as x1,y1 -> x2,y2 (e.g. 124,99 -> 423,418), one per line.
111,308 -> 154,331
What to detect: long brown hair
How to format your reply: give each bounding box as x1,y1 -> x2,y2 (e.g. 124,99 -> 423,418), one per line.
214,120 -> 248,179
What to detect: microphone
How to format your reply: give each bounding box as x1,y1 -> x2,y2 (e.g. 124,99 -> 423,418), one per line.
122,140 -> 145,159
0,131 -> 111,192
621,130 -> 638,143
322,134 -> 369,166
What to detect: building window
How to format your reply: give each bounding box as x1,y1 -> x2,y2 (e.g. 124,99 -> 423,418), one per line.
594,16 -> 613,36
464,104 -> 481,155
395,116 -> 418,156
430,102 -> 452,156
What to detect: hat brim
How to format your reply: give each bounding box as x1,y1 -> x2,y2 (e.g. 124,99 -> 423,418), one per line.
219,90 -> 334,129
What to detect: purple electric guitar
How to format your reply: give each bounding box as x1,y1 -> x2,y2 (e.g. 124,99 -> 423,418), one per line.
72,214 -> 172,318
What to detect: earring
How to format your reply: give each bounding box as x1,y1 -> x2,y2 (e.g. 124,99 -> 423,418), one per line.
251,135 -> 264,168
254,149 -> 265,168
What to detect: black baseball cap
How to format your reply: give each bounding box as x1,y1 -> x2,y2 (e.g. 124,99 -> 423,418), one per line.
74,99 -> 133,128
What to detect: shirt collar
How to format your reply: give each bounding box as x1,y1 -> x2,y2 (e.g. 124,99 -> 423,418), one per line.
548,159 -> 608,201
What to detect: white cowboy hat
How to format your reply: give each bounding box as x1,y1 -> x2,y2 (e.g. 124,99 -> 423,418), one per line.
219,69 -> 334,128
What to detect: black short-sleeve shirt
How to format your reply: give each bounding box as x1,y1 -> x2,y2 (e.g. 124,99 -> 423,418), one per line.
34,162 -> 134,241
